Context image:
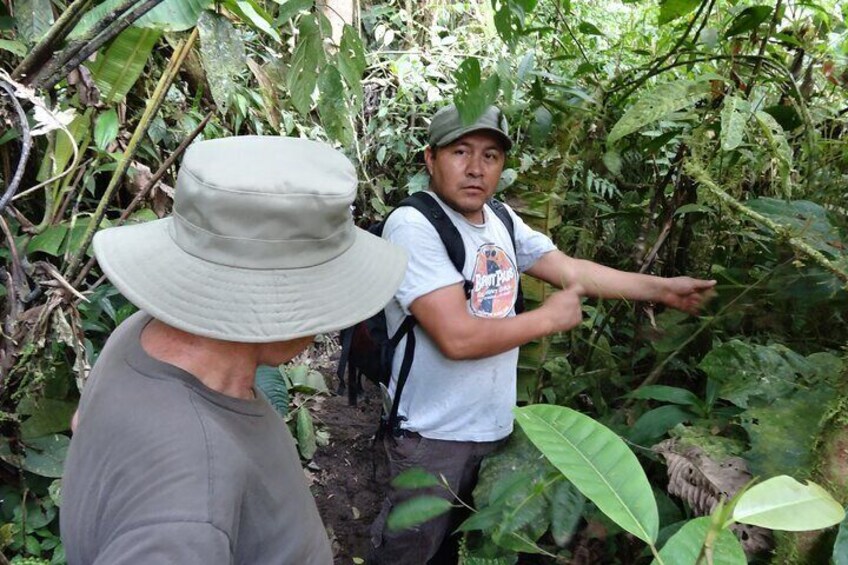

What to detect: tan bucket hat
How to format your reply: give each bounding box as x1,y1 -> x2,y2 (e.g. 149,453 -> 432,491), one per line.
93,136 -> 407,343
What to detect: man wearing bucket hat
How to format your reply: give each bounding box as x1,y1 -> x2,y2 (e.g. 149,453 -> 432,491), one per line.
60,136 -> 407,565
368,104 -> 717,563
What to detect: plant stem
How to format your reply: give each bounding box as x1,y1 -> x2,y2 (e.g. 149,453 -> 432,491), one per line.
73,110 -> 213,288
745,0 -> 783,97
63,28 -> 199,283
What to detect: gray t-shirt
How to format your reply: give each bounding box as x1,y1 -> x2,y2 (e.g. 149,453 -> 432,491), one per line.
60,312 -> 333,565
382,192 -> 555,441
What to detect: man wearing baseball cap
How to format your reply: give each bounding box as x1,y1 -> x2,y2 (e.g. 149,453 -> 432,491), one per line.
368,104 -> 716,563
60,136 -> 407,565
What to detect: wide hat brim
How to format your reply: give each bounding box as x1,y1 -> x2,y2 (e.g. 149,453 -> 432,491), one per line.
94,218 -> 407,343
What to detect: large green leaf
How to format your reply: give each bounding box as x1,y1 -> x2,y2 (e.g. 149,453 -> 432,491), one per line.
336,25 -> 366,106
720,95 -> 749,151
625,385 -> 701,407
274,0 -> 314,25
387,496 -> 453,532
72,0 -> 212,39
754,110 -> 792,194
87,26 -> 162,104
287,14 -> 324,115
15,0 -> 54,45
627,405 -> 692,446
514,405 -> 659,544
317,65 -> 353,145
653,517 -> 746,565
608,79 -> 711,144
255,365 -> 289,416
27,225 -> 70,256
746,198 -> 844,258
136,0 -> 212,30
284,364 -> 328,394
21,435 -> 70,478
733,476 -> 845,531
94,108 -> 119,151
658,0 -> 701,25
20,399 -> 78,440
454,58 -> 500,127
198,10 -> 246,113
697,340 -> 807,408
740,385 -> 833,478
296,407 -> 317,459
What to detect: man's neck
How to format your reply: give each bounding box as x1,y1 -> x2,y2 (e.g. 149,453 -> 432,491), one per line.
141,319 -> 259,400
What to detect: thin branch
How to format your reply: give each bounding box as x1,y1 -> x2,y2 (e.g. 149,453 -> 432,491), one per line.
32,0 -> 142,88
0,80 -> 33,214
745,0 -> 784,96
41,0 -> 169,91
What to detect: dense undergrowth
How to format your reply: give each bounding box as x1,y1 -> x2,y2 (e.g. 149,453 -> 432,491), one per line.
0,0 -> 847,563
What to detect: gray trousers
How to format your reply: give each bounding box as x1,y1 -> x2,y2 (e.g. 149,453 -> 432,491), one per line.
368,433 -> 505,565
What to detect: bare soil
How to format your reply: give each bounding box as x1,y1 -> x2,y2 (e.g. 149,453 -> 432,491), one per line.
310,383 -> 389,564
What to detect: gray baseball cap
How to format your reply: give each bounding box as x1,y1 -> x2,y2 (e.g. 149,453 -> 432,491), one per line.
428,104 -> 513,151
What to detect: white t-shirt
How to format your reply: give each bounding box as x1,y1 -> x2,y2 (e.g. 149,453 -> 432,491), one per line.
382,191 -> 556,441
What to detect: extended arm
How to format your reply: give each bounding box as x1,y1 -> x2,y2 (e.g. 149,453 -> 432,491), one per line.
525,250 -> 716,315
409,282 -> 582,360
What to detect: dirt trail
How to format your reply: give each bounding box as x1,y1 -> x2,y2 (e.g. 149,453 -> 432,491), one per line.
310,384 -> 389,564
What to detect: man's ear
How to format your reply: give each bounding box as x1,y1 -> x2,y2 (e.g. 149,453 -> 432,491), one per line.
424,146 -> 434,175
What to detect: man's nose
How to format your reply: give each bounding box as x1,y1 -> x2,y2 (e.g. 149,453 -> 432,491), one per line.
466,155 -> 483,176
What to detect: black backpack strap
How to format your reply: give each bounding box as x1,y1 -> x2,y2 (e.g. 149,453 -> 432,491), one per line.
399,192 -> 471,298
384,316 -> 416,436
487,198 -> 526,314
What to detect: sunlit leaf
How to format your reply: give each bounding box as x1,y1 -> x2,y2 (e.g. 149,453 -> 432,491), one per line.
198,10 -> 246,113
658,0 -> 701,25
515,405 -> 659,543
608,79 -> 711,144
387,496 -> 453,532
733,476 -> 845,531
285,364 -> 328,393
392,468 -> 441,489
94,108 -> 119,151
720,95 -> 748,151
296,407 -> 317,459
224,0 -> 281,42
87,26 -> 161,104
577,21 -> 603,36
454,58 -> 500,126
652,517 -> 746,564
136,0 -> 213,31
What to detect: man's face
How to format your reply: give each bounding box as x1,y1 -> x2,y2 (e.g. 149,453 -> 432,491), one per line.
424,131 -> 506,223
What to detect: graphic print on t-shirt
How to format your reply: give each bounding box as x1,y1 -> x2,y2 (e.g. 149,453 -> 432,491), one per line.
470,243 -> 518,318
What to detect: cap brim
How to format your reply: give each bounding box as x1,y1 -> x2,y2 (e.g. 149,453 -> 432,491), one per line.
436,127 -> 513,151
93,219 -> 407,343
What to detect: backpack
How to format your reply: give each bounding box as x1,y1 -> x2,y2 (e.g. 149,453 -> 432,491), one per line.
336,191 -> 523,436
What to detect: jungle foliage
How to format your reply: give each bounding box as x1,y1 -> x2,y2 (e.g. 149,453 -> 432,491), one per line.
0,0 -> 846,563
